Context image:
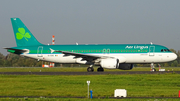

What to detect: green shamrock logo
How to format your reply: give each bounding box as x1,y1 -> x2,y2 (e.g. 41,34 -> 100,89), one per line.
16,28 -> 31,41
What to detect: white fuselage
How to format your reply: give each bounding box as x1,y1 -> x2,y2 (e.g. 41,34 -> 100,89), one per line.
21,52 -> 177,64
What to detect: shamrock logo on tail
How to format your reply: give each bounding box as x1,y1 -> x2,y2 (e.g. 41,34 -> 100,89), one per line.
16,28 -> 31,41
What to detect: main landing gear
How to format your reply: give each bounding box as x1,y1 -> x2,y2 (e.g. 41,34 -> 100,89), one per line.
87,65 -> 94,72
150,63 -> 156,71
87,65 -> 104,72
87,67 -> 94,72
97,66 -> 104,72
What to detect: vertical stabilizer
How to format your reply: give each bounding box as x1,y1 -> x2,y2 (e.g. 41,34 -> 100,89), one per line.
11,18 -> 42,47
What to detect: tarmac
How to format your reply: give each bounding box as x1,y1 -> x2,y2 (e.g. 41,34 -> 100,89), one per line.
0,71 -> 178,75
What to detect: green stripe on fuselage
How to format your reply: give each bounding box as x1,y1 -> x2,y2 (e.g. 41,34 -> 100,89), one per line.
10,44 -> 172,54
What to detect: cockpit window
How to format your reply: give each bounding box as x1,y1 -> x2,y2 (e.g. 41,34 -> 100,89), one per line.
161,49 -> 171,52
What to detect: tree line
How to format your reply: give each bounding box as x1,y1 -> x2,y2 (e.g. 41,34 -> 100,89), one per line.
0,49 -> 179,67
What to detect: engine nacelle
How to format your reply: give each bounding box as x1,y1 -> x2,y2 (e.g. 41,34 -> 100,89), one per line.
100,59 -> 119,69
117,64 -> 133,70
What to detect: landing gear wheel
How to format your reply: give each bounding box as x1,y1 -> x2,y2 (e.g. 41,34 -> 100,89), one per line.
87,67 -> 94,72
152,68 -> 156,71
150,63 -> 156,72
97,67 -> 104,72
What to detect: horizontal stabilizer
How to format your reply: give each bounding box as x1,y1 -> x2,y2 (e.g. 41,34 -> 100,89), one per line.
4,47 -> 28,54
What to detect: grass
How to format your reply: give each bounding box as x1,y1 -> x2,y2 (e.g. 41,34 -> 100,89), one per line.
0,73 -> 179,97
0,98 -> 180,101
0,67 -> 180,101
1,98 -> 180,101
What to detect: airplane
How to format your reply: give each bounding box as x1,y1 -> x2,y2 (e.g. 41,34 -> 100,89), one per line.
4,18 -> 177,72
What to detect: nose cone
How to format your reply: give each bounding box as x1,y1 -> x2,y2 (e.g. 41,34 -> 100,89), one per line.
171,53 -> 177,61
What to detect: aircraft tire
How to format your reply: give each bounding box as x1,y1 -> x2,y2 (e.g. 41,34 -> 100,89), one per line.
87,67 -> 94,72
97,67 -> 104,72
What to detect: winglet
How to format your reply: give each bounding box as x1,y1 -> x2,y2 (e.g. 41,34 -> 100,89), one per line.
50,48 -> 55,53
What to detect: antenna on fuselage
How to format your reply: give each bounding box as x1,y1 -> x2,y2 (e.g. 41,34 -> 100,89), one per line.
150,42 -> 153,45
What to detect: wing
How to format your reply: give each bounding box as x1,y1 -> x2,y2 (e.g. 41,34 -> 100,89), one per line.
55,50 -> 114,62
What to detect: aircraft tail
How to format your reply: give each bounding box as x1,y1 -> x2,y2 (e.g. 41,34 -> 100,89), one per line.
11,18 -> 43,47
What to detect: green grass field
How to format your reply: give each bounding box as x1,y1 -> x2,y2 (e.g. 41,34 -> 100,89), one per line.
0,73 -> 179,97
0,67 -> 180,101
1,98 -> 180,101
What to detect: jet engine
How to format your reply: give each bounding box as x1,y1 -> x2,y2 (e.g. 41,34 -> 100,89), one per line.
100,59 -> 119,69
117,64 -> 133,70
100,59 -> 133,70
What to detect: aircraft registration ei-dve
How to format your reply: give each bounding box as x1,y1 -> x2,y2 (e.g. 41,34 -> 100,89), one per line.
4,18 -> 177,72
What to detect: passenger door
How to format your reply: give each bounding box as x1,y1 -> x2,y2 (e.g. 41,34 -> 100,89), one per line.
149,46 -> 155,56
37,46 -> 43,57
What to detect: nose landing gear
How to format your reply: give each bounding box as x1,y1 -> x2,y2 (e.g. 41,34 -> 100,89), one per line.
150,63 -> 156,71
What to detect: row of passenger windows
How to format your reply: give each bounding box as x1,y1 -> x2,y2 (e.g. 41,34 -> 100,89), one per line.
161,49 -> 171,52
60,50 -> 148,52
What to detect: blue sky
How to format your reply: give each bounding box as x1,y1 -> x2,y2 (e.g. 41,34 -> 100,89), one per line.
0,0 -> 180,55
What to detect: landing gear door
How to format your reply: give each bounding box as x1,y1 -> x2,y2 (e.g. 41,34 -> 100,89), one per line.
149,46 -> 155,56
37,46 -> 43,57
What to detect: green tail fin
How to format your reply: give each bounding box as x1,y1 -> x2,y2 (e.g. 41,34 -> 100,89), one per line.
11,18 -> 42,47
